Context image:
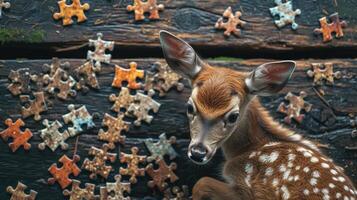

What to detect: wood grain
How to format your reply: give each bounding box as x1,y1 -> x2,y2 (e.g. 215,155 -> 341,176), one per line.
0,58 -> 356,199
0,0 -> 356,57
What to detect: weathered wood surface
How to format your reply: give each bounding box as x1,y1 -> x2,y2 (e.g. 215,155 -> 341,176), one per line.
0,58 -> 356,199
0,0 -> 356,57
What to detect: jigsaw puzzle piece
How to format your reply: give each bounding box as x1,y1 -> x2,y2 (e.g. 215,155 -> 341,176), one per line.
38,119 -> 70,152
145,133 -> 177,162
19,91 -> 48,121
53,0 -> 90,26
43,68 -> 77,100
126,91 -> 161,126
307,63 -> 341,86
112,62 -> 144,90
7,182 -> 37,200
100,175 -> 131,200
75,60 -> 101,92
277,91 -> 312,124
87,33 -> 114,68
146,159 -> 178,191
119,147 -> 147,184
48,154 -> 81,189
62,104 -> 95,136
0,0 -> 11,18
163,185 -> 190,200
127,0 -> 164,21
314,12 -> 347,42
269,0 -> 301,30
215,6 -> 246,37
109,87 -> 135,113
63,179 -> 99,200
82,144 -> 117,179
0,118 -> 33,152
98,113 -> 131,149
7,68 -> 36,96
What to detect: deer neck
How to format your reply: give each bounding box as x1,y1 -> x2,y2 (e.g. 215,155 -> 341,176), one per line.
222,96 -> 274,160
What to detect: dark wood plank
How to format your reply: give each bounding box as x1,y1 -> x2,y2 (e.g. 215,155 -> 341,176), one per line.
0,0 -> 356,57
0,58 -> 356,199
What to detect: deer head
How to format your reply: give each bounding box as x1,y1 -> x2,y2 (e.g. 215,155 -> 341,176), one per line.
159,31 -> 295,165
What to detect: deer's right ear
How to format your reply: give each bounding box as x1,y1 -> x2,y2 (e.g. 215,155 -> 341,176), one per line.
245,60 -> 296,96
159,30 -> 204,79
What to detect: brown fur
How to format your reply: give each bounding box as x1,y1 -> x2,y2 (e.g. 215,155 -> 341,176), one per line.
190,65 -> 356,200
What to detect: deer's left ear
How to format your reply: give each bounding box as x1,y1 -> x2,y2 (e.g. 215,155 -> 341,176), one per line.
245,61 -> 296,96
159,30 -> 205,79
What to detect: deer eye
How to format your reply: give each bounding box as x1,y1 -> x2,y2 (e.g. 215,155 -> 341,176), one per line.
226,112 -> 239,124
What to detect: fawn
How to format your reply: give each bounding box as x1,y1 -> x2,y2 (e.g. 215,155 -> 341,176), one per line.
159,30 -> 357,200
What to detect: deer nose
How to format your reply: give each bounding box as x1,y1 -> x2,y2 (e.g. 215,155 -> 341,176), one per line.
189,144 -> 208,164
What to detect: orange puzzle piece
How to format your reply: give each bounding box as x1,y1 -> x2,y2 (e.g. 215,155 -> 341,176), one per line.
314,13 -> 347,42
146,159 -> 179,191
112,62 -> 144,90
53,0 -> 90,26
48,154 -> 81,189
0,118 -> 33,152
127,0 -> 164,21
215,6 -> 246,37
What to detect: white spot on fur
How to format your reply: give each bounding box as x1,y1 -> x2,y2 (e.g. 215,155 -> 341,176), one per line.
344,185 -> 350,191
313,187 -> 319,193
344,196 -> 349,200
287,162 -> 293,168
259,151 -> 280,163
265,167 -> 273,176
321,163 -> 330,169
350,189 -> 355,195
303,151 -> 312,158
323,195 -> 330,200
329,183 -> 335,188
311,156 -> 319,163
279,164 -> 287,172
312,170 -> 320,178
264,142 -> 281,147
272,178 -> 279,187
281,185 -> 290,200
288,154 -> 296,161
336,193 -> 342,198
322,188 -> 329,194
244,176 -> 251,188
295,165 -> 301,170
263,178 -> 267,184
303,189 -> 309,195
283,169 -> 291,180
300,139 -> 320,152
333,177 -> 339,181
249,151 -> 257,158
310,178 -> 318,186
350,197 -> 355,200
331,169 -> 338,175
289,134 -> 302,141
294,175 -> 299,181
245,163 -> 253,174
338,176 -> 346,182
303,167 -> 310,173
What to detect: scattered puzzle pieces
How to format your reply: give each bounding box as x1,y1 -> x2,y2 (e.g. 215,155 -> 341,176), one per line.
127,0 -> 164,21
53,0 -> 90,26
112,62 -> 144,90
98,113 -> 131,149
277,91 -> 312,124
62,104 -> 95,137
42,57 -> 70,76
109,87 -> 135,113
269,0 -> 301,30
7,68 -> 36,96
314,12 -> 347,42
126,90 -> 161,126
7,182 -> 37,200
43,68 -> 77,100
144,62 -> 184,97
48,154 -> 81,189
119,146 -> 147,184
145,133 -> 177,162
307,63 -> 341,85
38,119 -> 70,152
0,0 -> 10,18
0,118 -> 32,152
215,6 -> 246,37
87,33 -> 114,68
63,179 -> 99,200
75,60 -> 101,91
163,185 -> 190,200
100,175 -> 131,200
19,91 -> 48,121
82,144 -> 117,179
146,159 -> 178,191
